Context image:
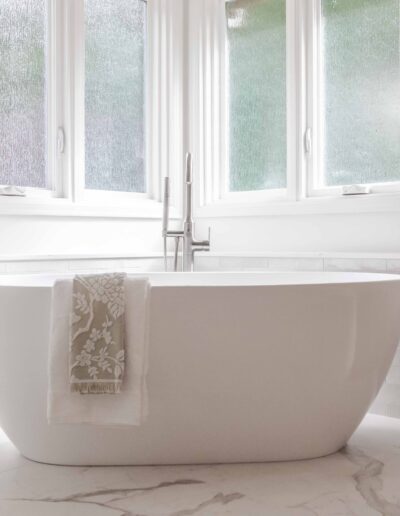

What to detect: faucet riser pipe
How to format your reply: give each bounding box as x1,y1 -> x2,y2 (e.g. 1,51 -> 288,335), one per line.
162,152 -> 210,273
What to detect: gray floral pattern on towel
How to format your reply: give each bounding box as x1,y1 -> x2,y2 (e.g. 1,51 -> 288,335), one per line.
70,273 -> 126,394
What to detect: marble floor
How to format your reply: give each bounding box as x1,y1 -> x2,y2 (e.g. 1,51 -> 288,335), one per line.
1,415 -> 400,516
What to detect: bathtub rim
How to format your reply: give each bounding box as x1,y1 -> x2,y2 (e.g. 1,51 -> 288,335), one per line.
0,270 -> 399,288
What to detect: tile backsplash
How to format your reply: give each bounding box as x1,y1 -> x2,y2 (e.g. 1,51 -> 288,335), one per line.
1,253 -> 400,275
195,254 -> 397,273
1,252 -> 399,419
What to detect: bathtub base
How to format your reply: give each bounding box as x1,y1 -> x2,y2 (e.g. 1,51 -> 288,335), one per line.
20,444 -> 345,467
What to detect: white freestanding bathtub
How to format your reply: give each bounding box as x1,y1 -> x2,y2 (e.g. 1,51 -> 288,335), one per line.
0,271 -> 400,466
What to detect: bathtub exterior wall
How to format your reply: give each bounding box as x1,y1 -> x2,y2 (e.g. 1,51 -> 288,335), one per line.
0,253 -> 399,419
1,272 -> 400,465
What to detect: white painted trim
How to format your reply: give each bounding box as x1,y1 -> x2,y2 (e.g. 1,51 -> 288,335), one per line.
286,0 -> 300,202
147,0 -> 183,215
0,252 -> 166,262
305,0 -> 320,197
46,0 -> 57,194
188,0 -> 231,209
3,0 -> 399,219
188,0 -> 306,214
61,0 -> 73,201
189,0 -> 400,218
1,250 -> 400,263
81,190 -> 149,203
44,0 -> 68,199
195,191 -> 400,217
309,182 -> 400,198
307,0 -> 400,198
0,0 -> 183,220
0,195 -> 182,219
69,0 -> 84,203
72,0 -> 185,213
205,252 -> 400,260
73,0 -> 153,206
0,0 -> 59,198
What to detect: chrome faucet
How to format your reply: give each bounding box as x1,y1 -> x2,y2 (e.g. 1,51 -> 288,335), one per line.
162,152 -> 211,272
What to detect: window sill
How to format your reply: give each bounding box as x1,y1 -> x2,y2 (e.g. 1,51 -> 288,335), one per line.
195,192 -> 400,218
0,195 -> 181,219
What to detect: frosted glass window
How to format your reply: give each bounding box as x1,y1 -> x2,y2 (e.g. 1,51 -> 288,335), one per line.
226,0 -> 286,192
85,0 -> 146,193
321,0 -> 400,186
0,1 -> 48,189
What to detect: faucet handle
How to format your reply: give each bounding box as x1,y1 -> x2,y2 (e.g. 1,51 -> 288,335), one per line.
192,227 -> 211,250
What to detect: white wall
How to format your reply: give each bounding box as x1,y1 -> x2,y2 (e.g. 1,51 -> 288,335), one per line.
0,216 -> 162,258
0,209 -> 398,259
197,212 -> 400,255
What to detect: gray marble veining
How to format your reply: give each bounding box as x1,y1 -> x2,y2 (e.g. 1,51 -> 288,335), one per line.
166,492 -> 245,516
13,479 -> 205,502
1,414 -> 400,516
343,446 -> 400,516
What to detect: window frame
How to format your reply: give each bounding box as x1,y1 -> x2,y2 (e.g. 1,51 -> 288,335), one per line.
0,0 -> 62,200
189,0 -> 400,218
187,0 -> 291,214
1,0 -> 399,219
306,0 -> 400,199
0,0 -> 183,219
222,0 -> 288,203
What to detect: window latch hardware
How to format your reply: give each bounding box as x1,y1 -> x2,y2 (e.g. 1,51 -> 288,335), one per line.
0,186 -> 26,197
342,184 -> 370,195
57,127 -> 65,154
304,128 -> 312,155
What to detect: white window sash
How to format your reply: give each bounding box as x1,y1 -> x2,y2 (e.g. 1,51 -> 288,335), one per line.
1,0 -> 399,218
189,0 -> 299,216
0,0 -> 183,219
306,0 -> 400,199
188,0 -> 226,209
189,0 -> 400,218
0,0 -> 64,200
71,0 -> 183,216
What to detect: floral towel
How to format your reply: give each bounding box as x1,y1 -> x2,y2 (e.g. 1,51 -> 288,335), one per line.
70,273 -> 126,394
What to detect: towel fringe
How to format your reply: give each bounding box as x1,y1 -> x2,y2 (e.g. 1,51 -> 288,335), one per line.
71,382 -> 122,395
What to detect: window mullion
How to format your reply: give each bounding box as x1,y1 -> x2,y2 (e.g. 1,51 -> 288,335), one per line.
188,0 -> 227,209
306,0 -> 322,197
148,0 -> 183,216
288,0 -> 314,203
49,0 -> 69,199
216,0 -> 228,203
46,0 -> 56,196
68,0 -> 85,204
286,0 -> 299,201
